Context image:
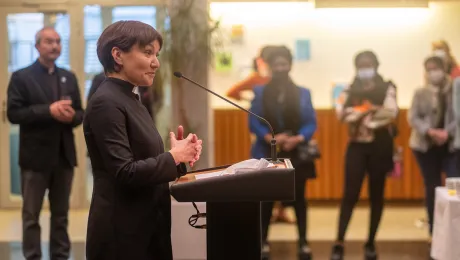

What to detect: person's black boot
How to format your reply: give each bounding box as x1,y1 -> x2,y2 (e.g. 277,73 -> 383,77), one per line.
364,242 -> 378,260
261,242 -> 270,260
330,243 -> 344,260
298,242 -> 312,260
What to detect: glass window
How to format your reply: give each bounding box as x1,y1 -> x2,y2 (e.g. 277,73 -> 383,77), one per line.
55,13 -> 71,70
7,13 -> 43,72
7,13 -> 70,73
112,6 -> 156,26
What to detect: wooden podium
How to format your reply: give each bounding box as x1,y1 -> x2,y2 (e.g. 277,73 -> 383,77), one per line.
170,159 -> 295,260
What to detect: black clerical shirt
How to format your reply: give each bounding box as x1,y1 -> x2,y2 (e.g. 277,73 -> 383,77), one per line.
83,77 -> 186,260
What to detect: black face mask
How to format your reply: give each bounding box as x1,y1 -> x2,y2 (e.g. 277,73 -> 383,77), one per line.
271,71 -> 290,82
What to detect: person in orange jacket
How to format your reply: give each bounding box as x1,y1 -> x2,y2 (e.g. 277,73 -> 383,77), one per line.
226,46 -> 274,101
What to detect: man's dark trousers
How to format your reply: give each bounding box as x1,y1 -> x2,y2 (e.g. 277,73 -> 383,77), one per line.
21,158 -> 74,260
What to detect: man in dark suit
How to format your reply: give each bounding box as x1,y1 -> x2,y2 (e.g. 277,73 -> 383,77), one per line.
6,26 -> 84,260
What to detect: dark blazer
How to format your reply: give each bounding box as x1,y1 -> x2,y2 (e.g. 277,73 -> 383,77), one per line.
83,77 -> 186,260
249,85 -> 317,179
6,60 -> 84,171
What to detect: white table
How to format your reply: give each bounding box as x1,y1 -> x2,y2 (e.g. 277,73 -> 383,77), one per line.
171,199 -> 206,260
431,187 -> 460,260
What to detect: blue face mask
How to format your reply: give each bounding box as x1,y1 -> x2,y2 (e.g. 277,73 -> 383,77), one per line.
357,68 -> 376,80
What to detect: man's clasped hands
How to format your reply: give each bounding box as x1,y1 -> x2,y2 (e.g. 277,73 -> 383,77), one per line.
169,125 -> 203,167
50,99 -> 75,123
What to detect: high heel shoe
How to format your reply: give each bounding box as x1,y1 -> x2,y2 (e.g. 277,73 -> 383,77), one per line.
330,243 -> 344,260
261,243 -> 270,260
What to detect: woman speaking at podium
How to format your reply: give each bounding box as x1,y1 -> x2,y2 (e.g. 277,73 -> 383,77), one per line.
83,21 -> 202,260
249,46 -> 317,260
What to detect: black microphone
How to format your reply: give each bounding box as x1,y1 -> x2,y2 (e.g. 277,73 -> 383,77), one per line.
173,71 -> 280,163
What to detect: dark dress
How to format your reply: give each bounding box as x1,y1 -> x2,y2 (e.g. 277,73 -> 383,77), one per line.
83,77 -> 186,260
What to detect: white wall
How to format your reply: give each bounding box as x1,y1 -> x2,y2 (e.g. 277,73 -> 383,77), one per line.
209,1 -> 460,109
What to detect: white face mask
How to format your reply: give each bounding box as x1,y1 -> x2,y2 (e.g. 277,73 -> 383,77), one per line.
433,49 -> 447,59
357,68 -> 376,80
428,69 -> 445,85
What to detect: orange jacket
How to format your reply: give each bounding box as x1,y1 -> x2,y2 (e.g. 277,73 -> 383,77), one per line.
226,72 -> 270,100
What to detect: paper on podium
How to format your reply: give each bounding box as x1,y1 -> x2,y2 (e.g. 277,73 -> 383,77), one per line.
195,170 -> 225,180
195,159 -> 274,180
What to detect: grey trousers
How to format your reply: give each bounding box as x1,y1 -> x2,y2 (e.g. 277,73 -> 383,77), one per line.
20,161 -> 74,260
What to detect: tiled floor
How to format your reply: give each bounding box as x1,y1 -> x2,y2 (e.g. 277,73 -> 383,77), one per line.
270,241 -> 431,260
0,205 -> 428,242
0,241 -> 431,260
0,205 -> 430,259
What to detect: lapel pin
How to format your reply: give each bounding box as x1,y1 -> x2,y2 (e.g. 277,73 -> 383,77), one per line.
61,77 -> 67,83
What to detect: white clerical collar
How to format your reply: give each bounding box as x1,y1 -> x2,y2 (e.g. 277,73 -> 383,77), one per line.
132,86 -> 140,100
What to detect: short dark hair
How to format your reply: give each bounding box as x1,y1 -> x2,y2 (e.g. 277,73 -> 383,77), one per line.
260,45 -> 277,61
265,46 -> 293,66
424,55 -> 445,71
354,50 -> 379,68
97,20 -> 163,73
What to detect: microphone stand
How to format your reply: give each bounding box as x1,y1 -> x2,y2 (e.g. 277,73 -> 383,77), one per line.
173,72 -> 280,163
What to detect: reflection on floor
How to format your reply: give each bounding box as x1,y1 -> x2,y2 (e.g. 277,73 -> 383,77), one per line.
0,205 -> 430,259
270,241 -> 431,260
0,241 -> 431,260
0,206 -> 428,242
0,242 -> 85,260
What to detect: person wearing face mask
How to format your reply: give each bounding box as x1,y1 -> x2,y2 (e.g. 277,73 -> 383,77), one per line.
408,56 -> 459,241
249,46 -> 317,260
227,45 -> 295,224
332,51 -> 398,260
432,40 -> 460,80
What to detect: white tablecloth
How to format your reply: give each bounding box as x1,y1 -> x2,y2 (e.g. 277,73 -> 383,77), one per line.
171,199 -> 206,260
431,187 -> 460,260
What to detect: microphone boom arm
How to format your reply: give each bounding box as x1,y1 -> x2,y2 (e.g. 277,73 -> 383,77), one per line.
174,72 -> 279,163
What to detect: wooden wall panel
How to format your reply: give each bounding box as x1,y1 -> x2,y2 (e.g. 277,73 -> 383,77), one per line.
214,109 -> 252,166
214,109 -> 425,201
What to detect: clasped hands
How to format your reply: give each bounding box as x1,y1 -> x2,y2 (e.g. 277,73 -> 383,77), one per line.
427,128 -> 449,146
169,125 -> 203,167
50,99 -> 75,123
265,133 -> 305,152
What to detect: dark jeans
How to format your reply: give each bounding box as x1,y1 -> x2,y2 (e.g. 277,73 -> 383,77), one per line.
413,145 -> 459,235
21,160 -> 74,260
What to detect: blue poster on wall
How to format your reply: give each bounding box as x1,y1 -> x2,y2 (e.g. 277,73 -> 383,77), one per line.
295,39 -> 311,61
